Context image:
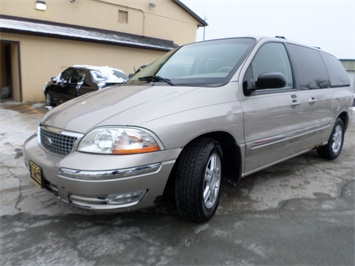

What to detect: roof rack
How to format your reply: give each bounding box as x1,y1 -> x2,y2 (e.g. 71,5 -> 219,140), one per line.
275,36 -> 286,39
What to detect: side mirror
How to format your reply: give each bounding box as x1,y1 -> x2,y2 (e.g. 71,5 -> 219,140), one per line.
51,76 -> 57,83
255,72 -> 286,89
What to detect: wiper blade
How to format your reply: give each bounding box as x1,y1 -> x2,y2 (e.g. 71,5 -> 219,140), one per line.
138,75 -> 175,86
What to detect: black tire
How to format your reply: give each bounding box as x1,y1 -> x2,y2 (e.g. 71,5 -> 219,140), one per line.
317,118 -> 345,160
175,138 -> 223,223
45,92 -> 53,106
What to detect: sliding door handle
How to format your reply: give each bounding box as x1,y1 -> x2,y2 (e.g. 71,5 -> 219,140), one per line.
309,97 -> 317,104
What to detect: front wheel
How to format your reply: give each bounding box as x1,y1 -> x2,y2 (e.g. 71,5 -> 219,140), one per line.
175,138 -> 223,223
317,118 -> 345,160
45,92 -> 53,106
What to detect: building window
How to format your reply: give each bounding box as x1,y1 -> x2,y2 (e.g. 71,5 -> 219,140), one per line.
118,10 -> 128,23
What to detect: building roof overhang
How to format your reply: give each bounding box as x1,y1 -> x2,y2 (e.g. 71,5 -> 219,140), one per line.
0,16 -> 178,51
173,0 -> 208,27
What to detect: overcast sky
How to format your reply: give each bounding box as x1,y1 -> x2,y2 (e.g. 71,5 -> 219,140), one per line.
180,0 -> 355,59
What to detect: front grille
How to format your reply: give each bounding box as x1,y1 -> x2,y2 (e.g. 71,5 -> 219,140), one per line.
40,127 -> 79,155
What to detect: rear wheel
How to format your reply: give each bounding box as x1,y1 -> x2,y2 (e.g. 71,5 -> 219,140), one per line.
175,138 -> 223,223
317,118 -> 345,160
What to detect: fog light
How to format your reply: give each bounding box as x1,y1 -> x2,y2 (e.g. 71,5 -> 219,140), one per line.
107,190 -> 147,205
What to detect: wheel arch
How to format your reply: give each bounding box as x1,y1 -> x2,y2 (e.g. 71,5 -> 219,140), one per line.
203,131 -> 242,187
338,111 -> 349,131
160,131 -> 242,204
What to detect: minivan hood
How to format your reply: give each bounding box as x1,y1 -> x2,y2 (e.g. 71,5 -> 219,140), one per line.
41,85 -> 199,133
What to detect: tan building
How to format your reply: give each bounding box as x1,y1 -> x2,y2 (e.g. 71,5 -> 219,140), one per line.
340,59 -> 355,93
0,0 -> 206,102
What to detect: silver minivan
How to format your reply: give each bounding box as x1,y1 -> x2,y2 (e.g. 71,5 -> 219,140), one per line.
24,36 -> 353,222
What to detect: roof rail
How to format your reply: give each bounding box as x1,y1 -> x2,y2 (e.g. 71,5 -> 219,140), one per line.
275,36 -> 286,39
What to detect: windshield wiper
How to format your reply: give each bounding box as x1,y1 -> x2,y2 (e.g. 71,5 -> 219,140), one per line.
138,75 -> 175,86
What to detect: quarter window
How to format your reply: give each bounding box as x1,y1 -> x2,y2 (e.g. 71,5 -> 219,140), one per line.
320,52 -> 350,87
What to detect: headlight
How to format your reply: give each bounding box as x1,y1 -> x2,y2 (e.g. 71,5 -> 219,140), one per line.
77,127 -> 163,154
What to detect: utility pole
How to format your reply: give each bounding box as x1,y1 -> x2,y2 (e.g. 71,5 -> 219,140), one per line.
203,16 -> 207,41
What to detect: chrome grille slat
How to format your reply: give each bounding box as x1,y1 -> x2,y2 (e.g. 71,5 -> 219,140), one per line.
40,127 -> 78,155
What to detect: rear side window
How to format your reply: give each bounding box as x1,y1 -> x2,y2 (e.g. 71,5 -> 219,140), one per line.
70,69 -> 86,84
320,52 -> 350,87
287,44 -> 330,90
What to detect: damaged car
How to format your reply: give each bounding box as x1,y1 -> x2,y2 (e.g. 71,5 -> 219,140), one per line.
44,65 -> 128,107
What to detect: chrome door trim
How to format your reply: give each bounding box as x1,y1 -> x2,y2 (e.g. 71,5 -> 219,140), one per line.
250,122 -> 331,149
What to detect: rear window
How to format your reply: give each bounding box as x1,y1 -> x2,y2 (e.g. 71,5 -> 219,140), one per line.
320,52 -> 350,87
287,44 -> 330,90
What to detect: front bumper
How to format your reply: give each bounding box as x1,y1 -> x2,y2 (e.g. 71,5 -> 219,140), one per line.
23,134 -> 181,211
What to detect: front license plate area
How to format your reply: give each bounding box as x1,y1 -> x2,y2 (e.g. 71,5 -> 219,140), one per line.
29,161 -> 43,187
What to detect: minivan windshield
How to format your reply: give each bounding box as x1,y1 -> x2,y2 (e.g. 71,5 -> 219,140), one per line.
127,38 -> 256,87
